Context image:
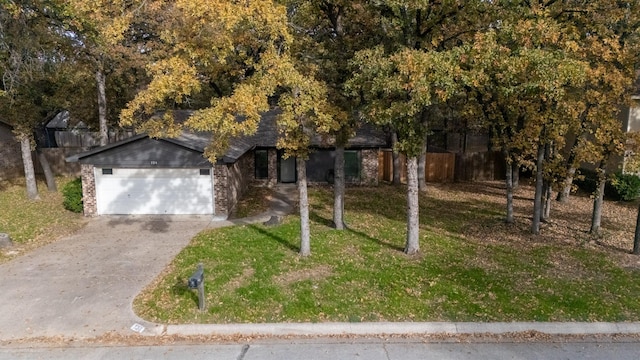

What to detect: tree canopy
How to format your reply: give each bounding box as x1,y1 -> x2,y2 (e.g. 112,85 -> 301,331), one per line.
2,0 -> 640,253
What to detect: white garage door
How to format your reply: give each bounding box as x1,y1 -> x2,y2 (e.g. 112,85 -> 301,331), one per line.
95,168 -> 214,215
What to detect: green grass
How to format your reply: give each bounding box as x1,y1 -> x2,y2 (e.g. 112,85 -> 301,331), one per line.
134,185 -> 640,324
0,177 -> 85,259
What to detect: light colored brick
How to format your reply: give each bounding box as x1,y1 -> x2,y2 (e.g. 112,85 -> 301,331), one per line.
80,164 -> 97,216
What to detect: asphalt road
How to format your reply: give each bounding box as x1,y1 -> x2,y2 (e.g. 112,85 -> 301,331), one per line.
2,338 -> 640,360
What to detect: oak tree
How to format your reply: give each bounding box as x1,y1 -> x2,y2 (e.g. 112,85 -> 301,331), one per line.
0,0 -> 68,199
121,0 -> 338,256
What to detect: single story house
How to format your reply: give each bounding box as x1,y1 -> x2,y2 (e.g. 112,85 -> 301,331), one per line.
67,109 -> 388,218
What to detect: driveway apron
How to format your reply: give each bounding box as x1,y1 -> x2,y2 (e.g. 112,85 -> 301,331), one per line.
0,215 -> 211,341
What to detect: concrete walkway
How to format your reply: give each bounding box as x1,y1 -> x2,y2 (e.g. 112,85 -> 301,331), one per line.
0,215 -> 212,341
0,185 -> 298,341
1,184 -> 640,342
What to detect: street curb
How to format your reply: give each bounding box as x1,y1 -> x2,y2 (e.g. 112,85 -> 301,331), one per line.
160,322 -> 640,337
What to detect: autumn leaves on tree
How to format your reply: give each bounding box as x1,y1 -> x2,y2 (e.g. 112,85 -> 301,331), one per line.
2,0 -> 639,256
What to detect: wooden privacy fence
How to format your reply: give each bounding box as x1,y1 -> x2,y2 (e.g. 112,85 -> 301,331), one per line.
378,149 -> 504,183
55,131 -> 100,148
455,151 -> 505,181
378,150 -> 456,183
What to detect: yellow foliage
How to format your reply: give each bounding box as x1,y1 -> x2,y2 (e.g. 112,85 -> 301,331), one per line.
119,0 -> 338,163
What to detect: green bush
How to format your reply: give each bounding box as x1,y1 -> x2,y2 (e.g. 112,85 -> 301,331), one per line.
62,177 -> 83,213
607,172 -> 640,201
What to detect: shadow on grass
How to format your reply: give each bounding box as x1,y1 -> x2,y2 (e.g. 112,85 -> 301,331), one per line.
248,224 -> 300,253
309,208 -> 404,252
0,178 -> 23,192
309,211 -> 335,228
446,181 -> 535,203
171,278 -> 200,307
346,226 -> 405,253
594,238 -> 635,255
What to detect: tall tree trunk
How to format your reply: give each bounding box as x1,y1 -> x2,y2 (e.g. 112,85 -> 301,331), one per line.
297,157 -> 311,256
634,202 -> 640,255
405,156 -> 420,255
504,150 -> 514,224
19,134 -> 39,200
542,143 -> 552,222
333,145 -> 346,230
590,160 -> 607,235
392,132 -> 401,185
531,144 -> 545,234
512,162 -> 519,189
95,68 -> 108,146
542,181 -> 552,222
37,149 -> 56,192
557,141 -> 580,203
557,165 -> 577,203
557,132 -> 585,203
418,140 -> 427,192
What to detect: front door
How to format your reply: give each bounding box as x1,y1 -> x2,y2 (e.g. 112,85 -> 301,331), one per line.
279,154 -> 296,183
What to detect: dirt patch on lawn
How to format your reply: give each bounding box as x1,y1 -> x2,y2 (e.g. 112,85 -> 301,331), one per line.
273,265 -> 333,286
222,267 -> 256,293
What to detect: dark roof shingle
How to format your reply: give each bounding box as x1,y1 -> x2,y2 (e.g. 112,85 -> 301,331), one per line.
69,109 -> 389,164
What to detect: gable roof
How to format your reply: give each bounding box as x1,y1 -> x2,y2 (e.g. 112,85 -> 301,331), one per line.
45,111 -> 90,130
68,109 -> 389,165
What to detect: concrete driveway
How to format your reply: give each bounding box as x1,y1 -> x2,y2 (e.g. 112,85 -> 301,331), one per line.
0,215 -> 212,341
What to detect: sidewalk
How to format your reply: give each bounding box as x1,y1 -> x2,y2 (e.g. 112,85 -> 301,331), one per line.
208,183 -> 297,229
158,321 -> 640,337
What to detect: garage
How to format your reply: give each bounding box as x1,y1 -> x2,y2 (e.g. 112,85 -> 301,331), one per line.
68,134 -> 221,216
95,167 -> 214,215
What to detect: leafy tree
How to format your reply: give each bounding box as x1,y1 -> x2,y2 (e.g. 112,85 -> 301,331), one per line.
272,60 -> 339,256
53,0 -> 156,145
284,0 -> 378,230
460,3 -> 589,232
555,0 -> 640,206
349,46 -> 465,253
463,0 -> 639,236
121,0 -> 338,256
346,0 -> 489,254
0,0 -> 68,199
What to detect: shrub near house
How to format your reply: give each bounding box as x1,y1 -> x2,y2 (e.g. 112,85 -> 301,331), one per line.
608,172 -> 640,201
62,177 -> 83,213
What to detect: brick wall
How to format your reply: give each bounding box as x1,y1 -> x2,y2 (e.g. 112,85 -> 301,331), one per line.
268,149 -> 278,186
251,149 -> 278,187
0,140 -> 23,181
213,165 -> 229,217
360,149 -> 379,185
80,164 -> 97,216
213,152 -> 254,218
226,152 -> 253,214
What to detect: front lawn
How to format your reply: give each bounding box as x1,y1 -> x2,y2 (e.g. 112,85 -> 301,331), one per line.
134,182 -> 640,323
0,177 -> 86,261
